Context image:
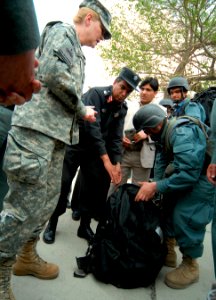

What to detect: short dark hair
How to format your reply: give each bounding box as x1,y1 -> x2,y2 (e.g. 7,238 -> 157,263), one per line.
139,77 -> 159,92
114,77 -> 122,83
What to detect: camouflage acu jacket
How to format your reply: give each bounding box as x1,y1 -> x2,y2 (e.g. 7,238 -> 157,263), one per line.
12,21 -> 86,145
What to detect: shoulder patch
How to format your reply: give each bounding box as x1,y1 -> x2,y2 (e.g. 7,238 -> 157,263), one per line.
54,38 -> 74,67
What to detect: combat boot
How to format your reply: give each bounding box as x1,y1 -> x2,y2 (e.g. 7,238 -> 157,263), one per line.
12,238 -> 59,279
0,258 -> 16,300
165,255 -> 199,289
164,237 -> 177,268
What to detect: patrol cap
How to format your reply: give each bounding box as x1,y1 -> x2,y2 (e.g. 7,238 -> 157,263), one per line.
159,98 -> 174,107
133,104 -> 166,132
119,67 -> 141,91
79,0 -> 112,40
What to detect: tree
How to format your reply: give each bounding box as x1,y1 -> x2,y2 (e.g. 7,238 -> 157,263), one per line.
99,0 -> 216,91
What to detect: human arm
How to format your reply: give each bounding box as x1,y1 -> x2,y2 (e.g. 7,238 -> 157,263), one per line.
82,88 -> 123,180
82,106 -> 97,123
135,125 -> 206,201
156,125 -> 206,193
122,136 -> 133,148
152,146 -> 168,181
207,164 -> 216,185
81,88 -> 111,155
123,129 -> 148,148
133,130 -> 148,142
107,103 -> 128,164
36,23 -> 89,118
101,154 -> 122,184
135,181 -> 157,201
207,100 -> 216,185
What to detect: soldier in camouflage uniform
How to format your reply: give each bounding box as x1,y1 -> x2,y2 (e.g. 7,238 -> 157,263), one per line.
0,0 -> 111,299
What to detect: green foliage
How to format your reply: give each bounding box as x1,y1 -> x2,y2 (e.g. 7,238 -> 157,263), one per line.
99,0 -> 216,91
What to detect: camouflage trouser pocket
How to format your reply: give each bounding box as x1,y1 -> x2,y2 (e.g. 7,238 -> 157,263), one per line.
3,135 -> 41,184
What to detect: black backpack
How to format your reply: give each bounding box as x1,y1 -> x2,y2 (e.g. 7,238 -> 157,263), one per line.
75,183 -> 167,289
191,86 -> 216,127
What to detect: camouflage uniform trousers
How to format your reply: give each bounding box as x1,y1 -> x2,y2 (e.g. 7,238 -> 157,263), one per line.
0,126 -> 65,261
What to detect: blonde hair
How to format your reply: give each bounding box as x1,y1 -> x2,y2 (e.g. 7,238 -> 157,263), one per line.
73,7 -> 100,24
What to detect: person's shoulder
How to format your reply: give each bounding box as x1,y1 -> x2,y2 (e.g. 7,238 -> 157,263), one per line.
185,98 -> 206,121
82,86 -> 110,99
95,85 -> 112,94
186,99 -> 199,107
43,21 -> 63,32
43,21 -> 76,37
89,86 -> 112,97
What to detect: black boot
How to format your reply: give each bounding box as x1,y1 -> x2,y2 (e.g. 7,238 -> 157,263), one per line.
66,199 -> 71,209
43,217 -> 58,244
77,216 -> 94,243
72,209 -> 81,221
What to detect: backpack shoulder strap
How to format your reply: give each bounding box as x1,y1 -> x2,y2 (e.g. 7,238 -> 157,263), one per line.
165,117 -> 189,152
165,115 -> 212,158
178,115 -> 209,140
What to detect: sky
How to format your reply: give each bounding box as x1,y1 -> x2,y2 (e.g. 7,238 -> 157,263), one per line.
33,0 -> 115,91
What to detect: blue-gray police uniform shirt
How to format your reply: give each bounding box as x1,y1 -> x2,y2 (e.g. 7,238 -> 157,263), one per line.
172,97 -> 206,122
154,120 -> 208,193
11,21 -> 87,145
79,86 -> 128,164
210,101 -> 216,164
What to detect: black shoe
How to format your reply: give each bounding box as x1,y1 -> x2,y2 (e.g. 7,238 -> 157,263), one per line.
72,210 -> 81,221
66,199 -> 71,209
77,225 -> 94,243
43,222 -> 56,244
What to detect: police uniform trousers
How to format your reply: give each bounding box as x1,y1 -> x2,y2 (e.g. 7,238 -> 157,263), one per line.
71,151 -> 111,220
164,174 -> 215,259
0,126 -> 65,260
50,144 -> 81,219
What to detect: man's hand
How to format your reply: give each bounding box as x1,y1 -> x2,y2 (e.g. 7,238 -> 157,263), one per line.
135,181 -> 157,202
0,50 -> 41,105
112,162 -> 122,184
122,136 -> 132,148
207,164 -> 216,185
82,106 -> 97,122
101,155 -> 121,184
133,130 -> 148,142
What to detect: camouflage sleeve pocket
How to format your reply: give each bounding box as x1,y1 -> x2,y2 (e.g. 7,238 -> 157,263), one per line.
54,39 -> 74,68
3,136 -> 41,184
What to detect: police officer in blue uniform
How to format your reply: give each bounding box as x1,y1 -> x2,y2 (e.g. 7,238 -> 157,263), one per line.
133,104 -> 215,289
167,76 -> 206,121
